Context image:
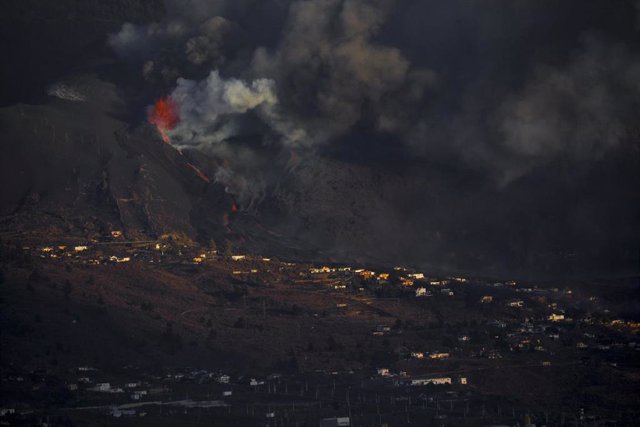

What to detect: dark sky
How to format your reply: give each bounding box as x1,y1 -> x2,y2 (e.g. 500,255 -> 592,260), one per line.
1,0 -> 639,279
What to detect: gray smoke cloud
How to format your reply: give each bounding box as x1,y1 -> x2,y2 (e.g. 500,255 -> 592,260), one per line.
47,83 -> 87,102
185,17 -> 234,66
104,0 -> 640,277
108,21 -> 188,58
108,1 -> 640,189
250,0 -> 435,143
110,0 -> 436,148
496,37 -> 640,183
165,70 -> 305,205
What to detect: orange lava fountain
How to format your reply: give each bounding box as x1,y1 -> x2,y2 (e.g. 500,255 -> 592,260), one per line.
148,97 -> 180,143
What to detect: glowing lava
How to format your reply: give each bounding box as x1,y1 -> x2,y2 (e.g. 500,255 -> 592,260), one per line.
223,202 -> 238,228
186,163 -> 210,183
148,97 -> 179,143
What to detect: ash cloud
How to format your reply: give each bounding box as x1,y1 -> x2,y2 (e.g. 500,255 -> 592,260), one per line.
167,70 -> 278,148
107,0 -> 640,277
108,21 -> 188,58
496,37 -> 640,183
250,0 -> 436,144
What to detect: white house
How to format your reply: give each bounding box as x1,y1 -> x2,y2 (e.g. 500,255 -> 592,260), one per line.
377,368 -> 390,376
429,352 -> 450,360
415,287 -> 428,297
410,377 -> 452,386
93,383 -> 111,392
320,417 -> 350,427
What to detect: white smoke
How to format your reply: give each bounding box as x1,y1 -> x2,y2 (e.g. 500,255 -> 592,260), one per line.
47,84 -> 87,102
496,37 -> 637,183
108,21 -> 187,58
167,70 -> 308,150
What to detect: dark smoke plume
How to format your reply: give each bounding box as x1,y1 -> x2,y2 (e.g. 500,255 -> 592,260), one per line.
108,0 -> 640,278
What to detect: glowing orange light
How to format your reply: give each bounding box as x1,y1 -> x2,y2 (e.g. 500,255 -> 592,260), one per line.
148,97 -> 179,143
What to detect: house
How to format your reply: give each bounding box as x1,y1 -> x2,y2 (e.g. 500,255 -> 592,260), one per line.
415,287 -> 428,297
507,300 -> 524,308
408,273 -> 425,279
429,352 -> 450,360
218,374 -> 230,384
358,270 -> 375,279
320,417 -> 350,427
0,408 -> 16,417
92,382 -> 111,392
231,255 -> 246,261
111,409 -> 136,417
411,377 -> 452,386
377,368 -> 390,376
548,313 -> 565,322
250,378 -> 265,386
458,377 -> 468,385
400,277 -> 415,287
480,295 -> 493,303
223,391 -> 232,397
411,352 -> 425,359
310,266 -> 332,274
488,320 -> 507,328
441,288 -> 454,296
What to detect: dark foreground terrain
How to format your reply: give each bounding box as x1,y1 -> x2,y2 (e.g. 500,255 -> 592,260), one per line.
1,237 -> 639,426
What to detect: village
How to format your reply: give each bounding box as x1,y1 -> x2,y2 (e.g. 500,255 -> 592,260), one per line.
1,235 -> 639,426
